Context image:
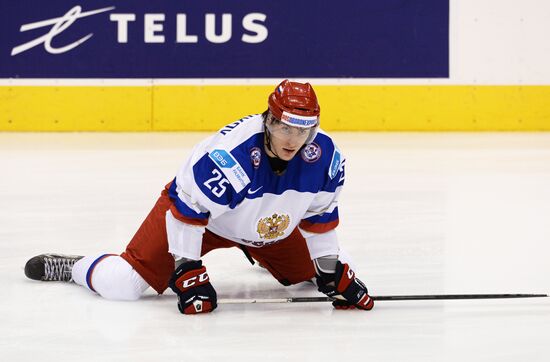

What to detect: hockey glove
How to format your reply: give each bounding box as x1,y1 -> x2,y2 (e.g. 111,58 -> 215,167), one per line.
168,260 -> 217,314
316,261 -> 374,310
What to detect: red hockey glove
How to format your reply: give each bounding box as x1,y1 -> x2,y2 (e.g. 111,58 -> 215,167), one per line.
316,261 -> 374,311
168,260 -> 217,314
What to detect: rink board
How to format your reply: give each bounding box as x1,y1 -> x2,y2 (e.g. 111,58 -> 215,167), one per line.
1,85 -> 550,131
0,1 -> 448,78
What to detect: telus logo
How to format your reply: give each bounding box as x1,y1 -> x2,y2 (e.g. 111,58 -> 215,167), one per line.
12,5 -> 269,56
12,6 -> 114,56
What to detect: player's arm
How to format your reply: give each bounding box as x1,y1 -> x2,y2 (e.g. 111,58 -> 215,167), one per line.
300,150 -> 374,310
166,151 -> 240,314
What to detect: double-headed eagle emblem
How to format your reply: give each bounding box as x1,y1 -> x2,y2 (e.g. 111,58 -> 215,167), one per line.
257,213 -> 290,240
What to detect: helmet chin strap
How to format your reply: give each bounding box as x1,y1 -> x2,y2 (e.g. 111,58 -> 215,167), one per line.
263,112 -> 285,160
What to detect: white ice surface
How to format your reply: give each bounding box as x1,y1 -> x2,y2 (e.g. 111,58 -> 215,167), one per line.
1,132 -> 549,362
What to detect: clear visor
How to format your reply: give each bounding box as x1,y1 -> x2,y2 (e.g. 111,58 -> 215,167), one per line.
266,118 -> 315,141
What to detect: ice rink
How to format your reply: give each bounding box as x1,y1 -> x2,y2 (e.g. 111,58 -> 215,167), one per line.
1,132 -> 549,361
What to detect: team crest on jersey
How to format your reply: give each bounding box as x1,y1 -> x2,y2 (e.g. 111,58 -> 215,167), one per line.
257,213 -> 290,239
250,147 -> 262,168
301,142 -> 321,163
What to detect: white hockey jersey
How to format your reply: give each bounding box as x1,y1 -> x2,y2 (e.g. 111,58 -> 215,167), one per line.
165,114 -> 345,261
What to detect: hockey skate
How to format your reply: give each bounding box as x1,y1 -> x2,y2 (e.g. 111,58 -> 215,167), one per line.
24,254 -> 83,282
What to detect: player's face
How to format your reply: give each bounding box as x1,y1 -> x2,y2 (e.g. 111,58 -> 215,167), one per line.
266,120 -> 312,160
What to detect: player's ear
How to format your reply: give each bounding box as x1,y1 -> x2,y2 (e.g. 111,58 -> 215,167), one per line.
265,111 -> 276,126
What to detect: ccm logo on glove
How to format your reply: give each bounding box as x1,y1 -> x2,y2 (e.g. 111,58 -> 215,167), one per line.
169,260 -> 218,314
179,270 -> 209,289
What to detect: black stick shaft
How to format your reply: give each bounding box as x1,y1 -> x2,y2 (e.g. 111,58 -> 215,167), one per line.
288,293 -> 548,303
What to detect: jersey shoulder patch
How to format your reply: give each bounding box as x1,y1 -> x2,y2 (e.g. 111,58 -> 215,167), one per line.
328,147 -> 342,180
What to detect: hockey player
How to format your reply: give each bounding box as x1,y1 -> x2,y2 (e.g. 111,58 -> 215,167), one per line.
24,80 -> 374,314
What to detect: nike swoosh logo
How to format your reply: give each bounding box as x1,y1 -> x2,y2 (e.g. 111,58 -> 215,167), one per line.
247,186 -> 263,195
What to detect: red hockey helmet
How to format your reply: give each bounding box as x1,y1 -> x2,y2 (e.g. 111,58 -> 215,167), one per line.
268,80 -> 320,128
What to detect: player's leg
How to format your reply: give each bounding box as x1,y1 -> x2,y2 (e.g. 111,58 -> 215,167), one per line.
25,187 -> 175,300
246,228 -> 315,286
71,253 -> 149,300
24,252 -> 151,301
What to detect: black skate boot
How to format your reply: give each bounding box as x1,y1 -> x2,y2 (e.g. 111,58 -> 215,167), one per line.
24,254 -> 83,282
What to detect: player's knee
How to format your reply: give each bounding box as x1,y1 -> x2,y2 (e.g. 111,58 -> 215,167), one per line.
89,255 -> 149,301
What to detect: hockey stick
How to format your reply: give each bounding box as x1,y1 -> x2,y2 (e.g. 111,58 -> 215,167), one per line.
218,293 -> 548,304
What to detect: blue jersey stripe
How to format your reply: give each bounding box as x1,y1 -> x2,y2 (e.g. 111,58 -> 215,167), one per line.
187,125 -> 344,210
